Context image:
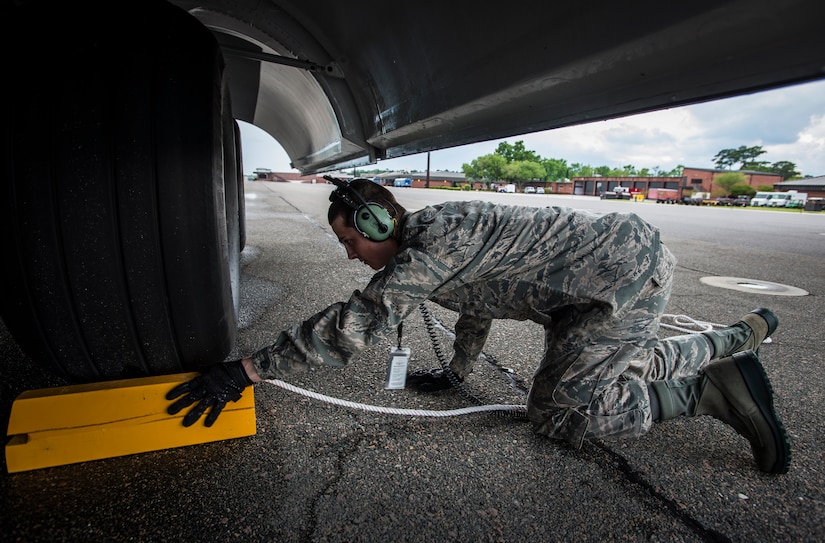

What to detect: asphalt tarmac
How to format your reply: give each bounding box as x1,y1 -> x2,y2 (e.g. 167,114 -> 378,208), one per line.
2,181 -> 823,542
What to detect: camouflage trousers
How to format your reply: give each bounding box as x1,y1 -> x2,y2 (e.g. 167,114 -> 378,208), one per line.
526,248 -> 714,447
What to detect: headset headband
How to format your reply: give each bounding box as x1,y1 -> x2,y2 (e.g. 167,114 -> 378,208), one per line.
324,175 -> 391,238
325,176 -> 356,207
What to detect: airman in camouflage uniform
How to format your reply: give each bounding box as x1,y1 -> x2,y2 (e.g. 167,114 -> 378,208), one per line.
169,179 -> 790,473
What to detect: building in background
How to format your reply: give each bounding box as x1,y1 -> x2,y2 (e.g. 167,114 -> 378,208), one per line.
248,167 -> 825,199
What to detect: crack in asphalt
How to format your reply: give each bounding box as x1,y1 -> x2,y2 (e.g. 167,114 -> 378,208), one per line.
303,429 -> 369,542
591,441 -> 732,543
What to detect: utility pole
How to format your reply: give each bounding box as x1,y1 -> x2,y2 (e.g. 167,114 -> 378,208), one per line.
426,152 -> 430,189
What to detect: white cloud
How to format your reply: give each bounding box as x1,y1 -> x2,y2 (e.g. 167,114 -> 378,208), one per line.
768,113 -> 825,173
240,78 -> 825,178
516,108 -> 705,170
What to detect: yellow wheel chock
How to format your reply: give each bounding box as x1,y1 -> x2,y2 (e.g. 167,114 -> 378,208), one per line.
4,373 -> 256,473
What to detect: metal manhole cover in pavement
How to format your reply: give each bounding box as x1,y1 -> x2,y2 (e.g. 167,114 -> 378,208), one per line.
699,276 -> 809,296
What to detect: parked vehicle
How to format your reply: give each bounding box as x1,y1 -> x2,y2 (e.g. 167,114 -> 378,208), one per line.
804,198 -> 825,211
601,186 -> 638,200
767,193 -> 792,207
497,183 -> 516,193
750,191 -> 777,206
648,188 -> 680,203
684,191 -> 712,205
732,195 -> 752,206
393,177 -> 412,187
786,192 -> 808,208
524,186 -> 537,194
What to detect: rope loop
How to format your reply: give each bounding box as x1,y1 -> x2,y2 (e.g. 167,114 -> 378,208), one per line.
659,313 -> 725,334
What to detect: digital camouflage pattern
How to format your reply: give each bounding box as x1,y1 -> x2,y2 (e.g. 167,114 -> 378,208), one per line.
252,201 -> 715,445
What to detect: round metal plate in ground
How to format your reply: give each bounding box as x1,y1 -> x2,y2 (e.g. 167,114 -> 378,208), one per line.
700,276 -> 808,296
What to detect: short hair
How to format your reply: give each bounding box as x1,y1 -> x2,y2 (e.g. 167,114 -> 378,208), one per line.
327,178 -> 406,227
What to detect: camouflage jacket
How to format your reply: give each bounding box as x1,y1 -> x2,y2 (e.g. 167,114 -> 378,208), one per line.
252,201 -> 667,379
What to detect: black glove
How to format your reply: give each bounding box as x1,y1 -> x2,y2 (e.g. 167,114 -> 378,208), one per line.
406,368 -> 462,392
166,360 -> 254,427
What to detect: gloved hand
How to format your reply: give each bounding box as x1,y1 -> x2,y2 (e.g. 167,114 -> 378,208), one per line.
166,360 -> 254,427
406,368 -> 462,392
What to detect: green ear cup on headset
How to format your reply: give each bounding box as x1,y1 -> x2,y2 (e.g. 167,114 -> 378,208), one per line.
354,203 -> 394,241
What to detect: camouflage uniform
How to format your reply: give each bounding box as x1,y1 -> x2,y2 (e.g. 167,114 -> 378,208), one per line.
252,201 -> 714,446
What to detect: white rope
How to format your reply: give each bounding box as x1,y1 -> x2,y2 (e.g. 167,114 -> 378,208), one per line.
261,312 -> 766,417
660,313 -> 725,334
659,313 -> 772,343
263,378 -> 527,417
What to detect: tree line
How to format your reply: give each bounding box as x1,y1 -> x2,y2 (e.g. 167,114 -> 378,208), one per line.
460,141 -> 686,184
711,145 -> 799,179
462,141 -> 805,184
356,141 -> 804,194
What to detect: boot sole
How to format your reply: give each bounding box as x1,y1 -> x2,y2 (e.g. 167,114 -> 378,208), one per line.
733,351 -> 791,474
751,308 -> 779,338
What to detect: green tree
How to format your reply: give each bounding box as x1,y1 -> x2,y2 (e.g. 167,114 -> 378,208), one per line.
730,184 -> 756,197
767,160 -> 799,180
540,157 -> 569,181
569,163 -> 594,177
462,153 -> 507,182
712,145 -> 766,169
741,160 -> 771,171
502,160 -> 546,187
714,172 -> 747,196
495,140 -> 541,163
461,161 -> 481,180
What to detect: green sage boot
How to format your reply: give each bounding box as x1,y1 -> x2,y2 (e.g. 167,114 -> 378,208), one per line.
702,308 -> 778,359
649,350 -> 790,474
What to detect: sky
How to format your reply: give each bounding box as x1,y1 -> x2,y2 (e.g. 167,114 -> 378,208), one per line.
238,78 -> 825,179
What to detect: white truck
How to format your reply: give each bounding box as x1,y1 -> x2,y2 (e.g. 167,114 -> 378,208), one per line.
767,193 -> 792,207
751,191 -> 808,207
750,191 -> 777,206
785,191 -> 808,208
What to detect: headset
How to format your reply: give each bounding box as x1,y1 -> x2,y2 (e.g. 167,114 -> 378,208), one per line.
324,175 -> 395,241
